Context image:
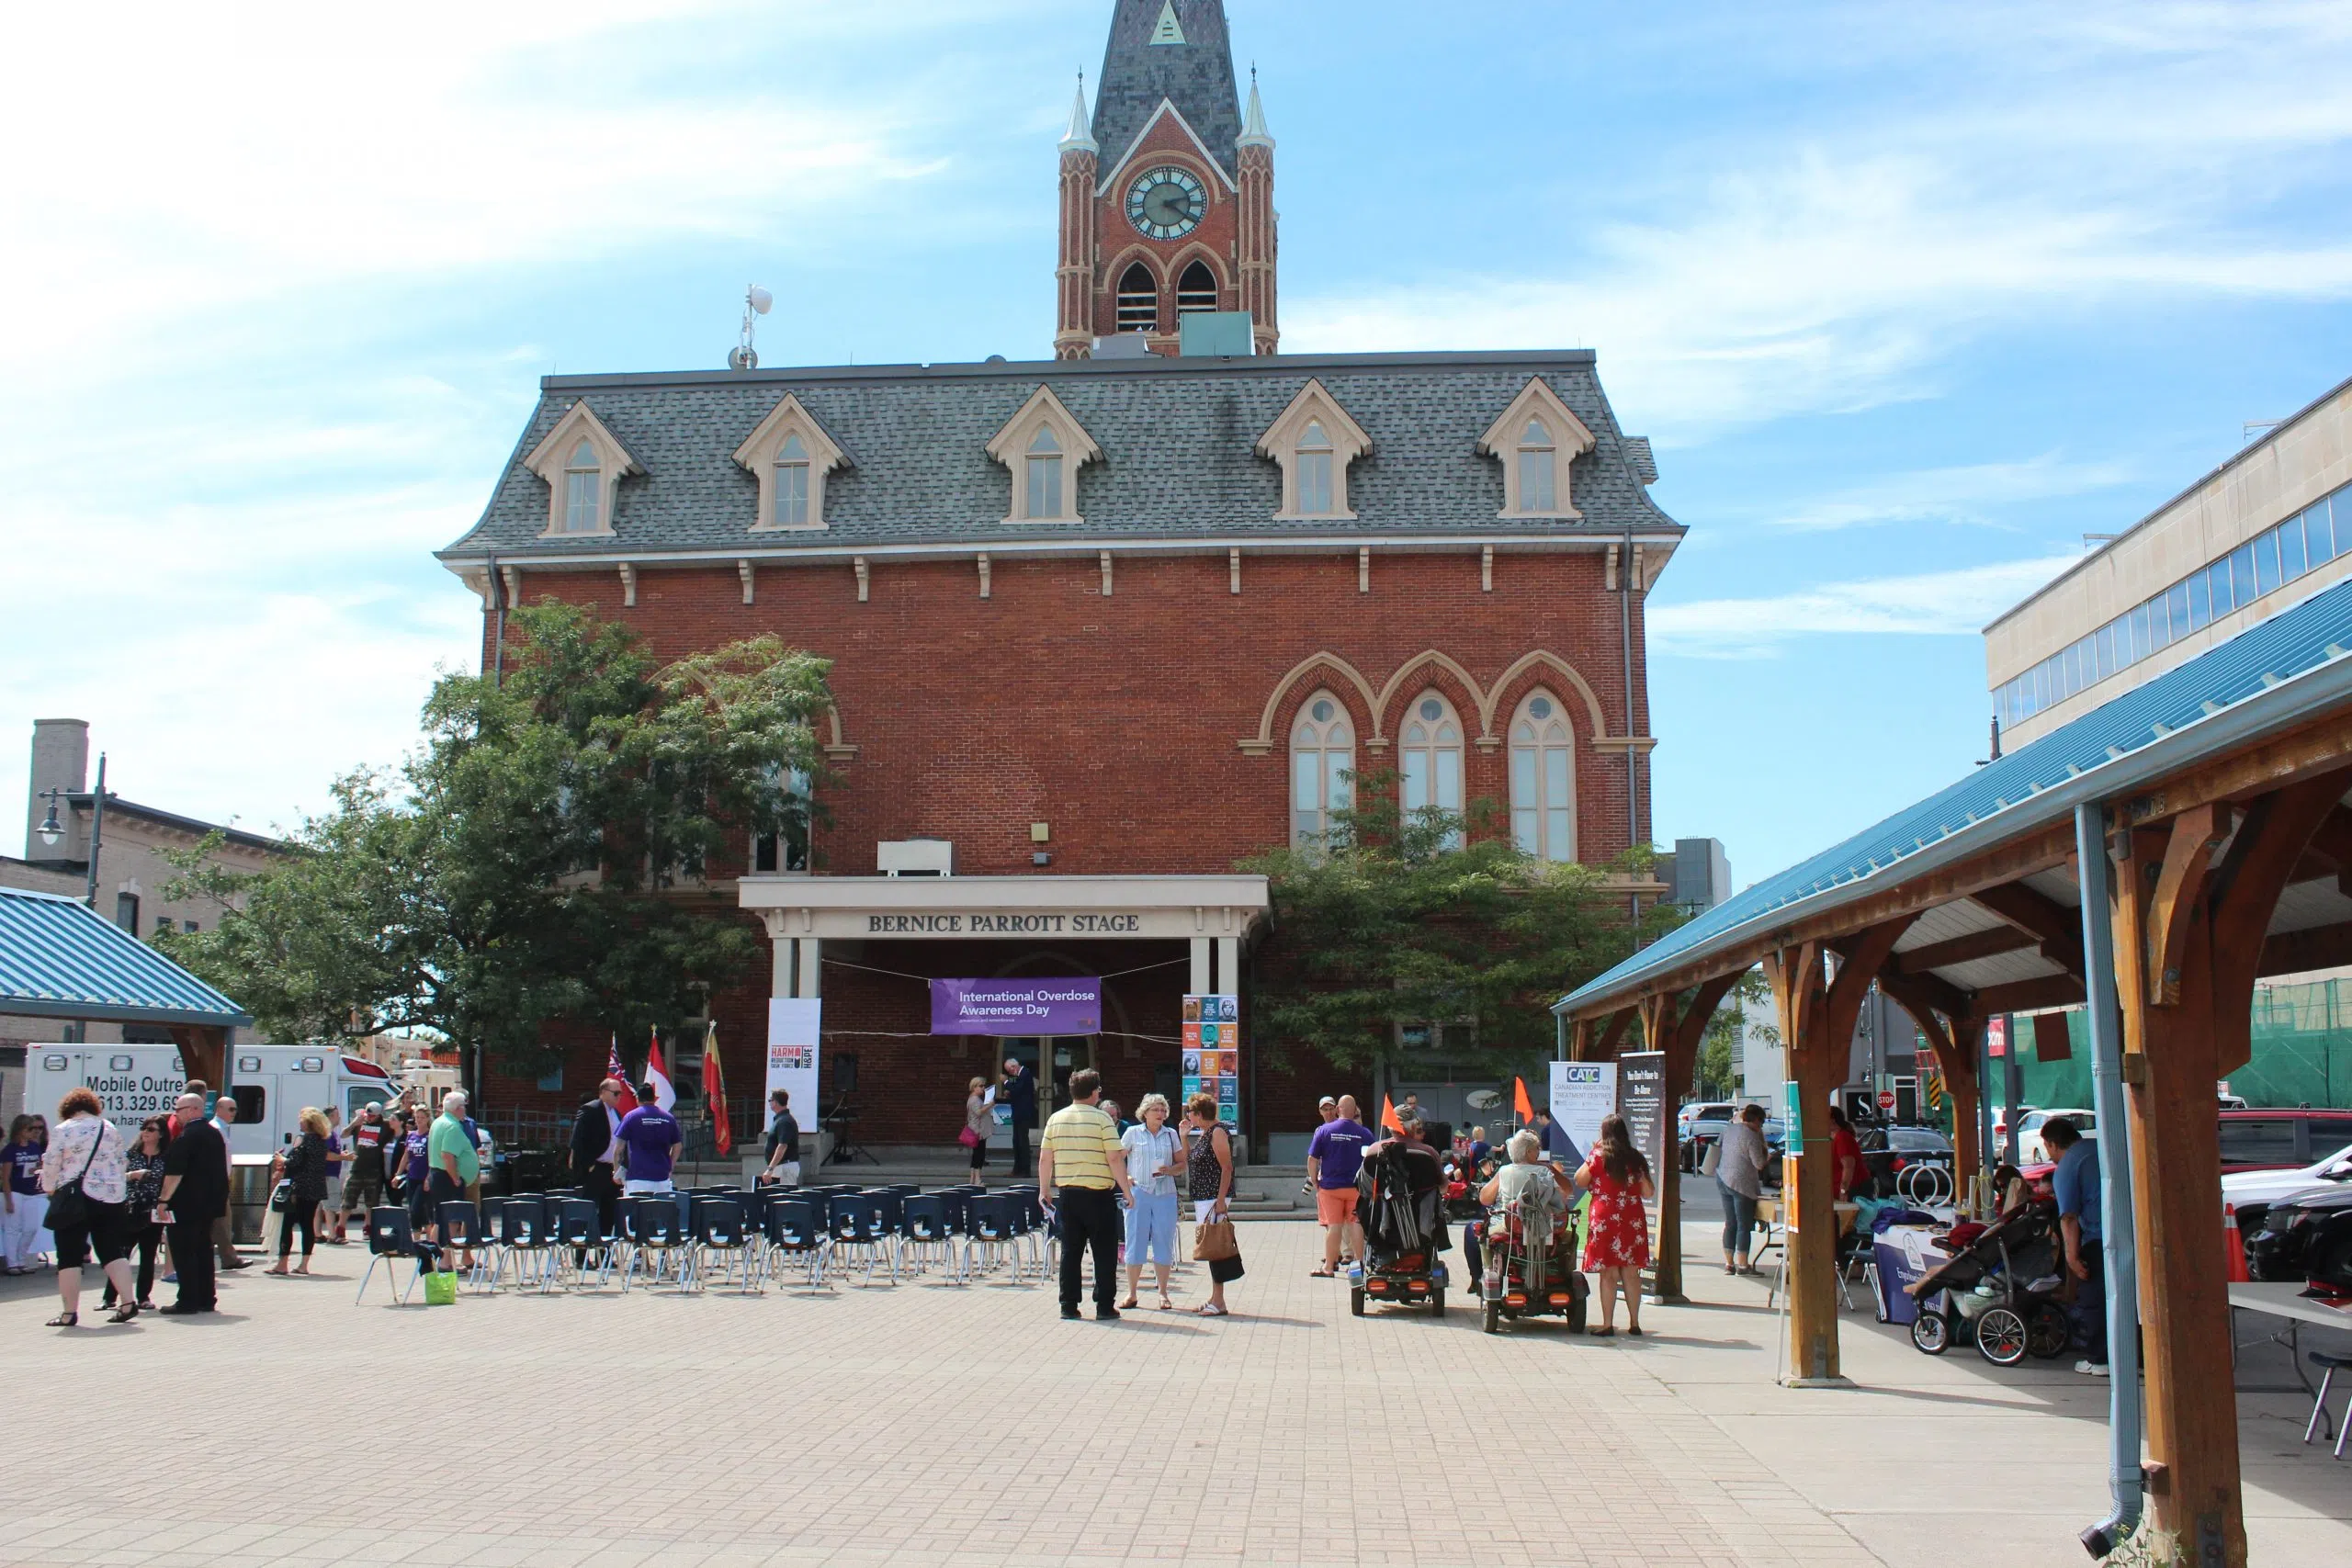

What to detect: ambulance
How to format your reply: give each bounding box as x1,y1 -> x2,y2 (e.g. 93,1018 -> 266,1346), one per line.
21,1043 -> 406,1158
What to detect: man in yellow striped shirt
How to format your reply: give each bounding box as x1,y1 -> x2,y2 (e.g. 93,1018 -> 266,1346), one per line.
1037,1067 -> 1133,1321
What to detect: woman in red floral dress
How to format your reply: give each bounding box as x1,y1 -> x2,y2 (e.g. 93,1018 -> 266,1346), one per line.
1577,1113 -> 1657,1337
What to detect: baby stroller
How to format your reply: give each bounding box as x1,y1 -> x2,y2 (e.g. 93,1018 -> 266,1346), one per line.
1478,1195 -> 1589,1335
1350,1139 -> 1451,1318
1905,1200 -> 2072,1366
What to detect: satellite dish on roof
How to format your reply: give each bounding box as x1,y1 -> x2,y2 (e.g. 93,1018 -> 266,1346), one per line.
748,287 -> 773,315
730,284 -> 774,370
1465,1089 -> 1503,1110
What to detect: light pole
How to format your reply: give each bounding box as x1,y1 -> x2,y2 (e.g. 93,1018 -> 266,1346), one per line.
33,755 -> 107,909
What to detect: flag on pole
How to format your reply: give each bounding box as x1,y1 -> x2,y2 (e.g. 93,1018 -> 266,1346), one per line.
703,1021 -> 731,1156
1513,1076 -> 1535,1122
645,1029 -> 677,1111
605,1038 -> 639,1114
1380,1095 -> 1404,1134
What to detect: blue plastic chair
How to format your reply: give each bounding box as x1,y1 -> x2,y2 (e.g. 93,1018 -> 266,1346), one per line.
763,1194 -> 831,1291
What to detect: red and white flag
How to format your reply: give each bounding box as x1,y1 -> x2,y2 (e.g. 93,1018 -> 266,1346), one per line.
645,1029 -> 677,1111
702,1021 -> 731,1156
605,1038 -> 639,1114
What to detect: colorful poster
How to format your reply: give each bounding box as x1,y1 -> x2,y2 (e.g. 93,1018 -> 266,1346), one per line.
1185,994 -> 1241,1134
930,977 -> 1101,1034
1550,1060 -> 1616,1156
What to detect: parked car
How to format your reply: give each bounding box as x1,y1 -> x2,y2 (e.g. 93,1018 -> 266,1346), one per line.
2222,1141 -> 2352,1258
2016,1108 -> 2097,1165
2244,1184 -> 2352,1281
2218,1109 -> 2352,1173
1679,1100 -> 1737,1137
1680,1112 -> 1735,1172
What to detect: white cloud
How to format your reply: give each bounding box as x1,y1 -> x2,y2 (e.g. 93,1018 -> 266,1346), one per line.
1764,454 -> 2137,534
1650,553 -> 2084,660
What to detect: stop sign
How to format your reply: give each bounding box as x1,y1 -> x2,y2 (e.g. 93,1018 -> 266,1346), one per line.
1877,1090 -> 1896,1111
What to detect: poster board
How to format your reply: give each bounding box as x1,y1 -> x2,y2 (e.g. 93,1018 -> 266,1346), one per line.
1616,1050 -> 1670,1186
1182,994 -> 1240,1127
1550,1060 -> 1615,1157
764,998 -> 822,1146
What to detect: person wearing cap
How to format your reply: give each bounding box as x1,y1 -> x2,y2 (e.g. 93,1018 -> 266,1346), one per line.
339,1102 -> 388,1240
1303,1096 -> 1338,1199
1306,1094 -> 1372,1277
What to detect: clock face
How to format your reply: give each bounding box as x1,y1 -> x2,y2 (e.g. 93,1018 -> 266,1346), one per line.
1125,164 -> 1206,240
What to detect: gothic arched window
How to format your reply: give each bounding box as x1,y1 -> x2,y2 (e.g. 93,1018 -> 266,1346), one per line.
1115,263 -> 1159,333
1398,691 -> 1464,849
1510,690 -> 1575,863
1177,260 -> 1219,315
1291,691 -> 1355,845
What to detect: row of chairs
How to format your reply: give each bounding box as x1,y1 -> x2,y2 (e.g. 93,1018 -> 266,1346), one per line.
357,1183 -> 1057,1303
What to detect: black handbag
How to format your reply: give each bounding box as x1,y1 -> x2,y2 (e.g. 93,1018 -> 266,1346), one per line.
45,1122 -> 107,1233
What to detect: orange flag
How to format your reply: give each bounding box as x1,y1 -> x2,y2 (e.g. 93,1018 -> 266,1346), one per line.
1513,1077 -> 1535,1121
1380,1095 -> 1404,1134
703,1021 -> 731,1156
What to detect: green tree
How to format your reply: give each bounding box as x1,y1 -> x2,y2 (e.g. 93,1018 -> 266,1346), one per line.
1694,966 -> 1774,1098
1241,777 -> 1668,1076
158,602 -> 832,1076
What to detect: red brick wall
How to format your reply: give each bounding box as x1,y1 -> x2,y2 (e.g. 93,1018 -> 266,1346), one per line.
482,545 -> 1649,1140
1090,114 -> 1244,342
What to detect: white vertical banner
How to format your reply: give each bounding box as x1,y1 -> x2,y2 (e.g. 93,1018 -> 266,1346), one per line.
765,998 -> 822,1147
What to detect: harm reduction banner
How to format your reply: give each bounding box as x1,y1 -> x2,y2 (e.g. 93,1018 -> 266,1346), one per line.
765,998 -> 822,1134
1182,993 -> 1240,1127
1551,1060 -> 1615,1157
928,977 -> 1101,1035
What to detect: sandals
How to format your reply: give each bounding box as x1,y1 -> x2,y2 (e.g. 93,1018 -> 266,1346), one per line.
1196,1303 -> 1229,1316
1589,1325 -> 1614,1337
1626,1325 -> 1645,1337
107,1303 -> 139,1325
45,1312 -> 76,1328
1117,1297 -> 1139,1310
1309,1269 -> 1335,1278
1156,1294 -> 1174,1311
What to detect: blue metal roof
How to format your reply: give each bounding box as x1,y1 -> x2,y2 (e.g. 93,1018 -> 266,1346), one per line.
1561,569 -> 2352,1015
0,886 -> 252,1028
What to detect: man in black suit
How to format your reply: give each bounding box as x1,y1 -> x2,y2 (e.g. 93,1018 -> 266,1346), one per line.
570,1078 -> 627,1238
1001,1058 -> 1038,1178
157,1092 -> 228,1314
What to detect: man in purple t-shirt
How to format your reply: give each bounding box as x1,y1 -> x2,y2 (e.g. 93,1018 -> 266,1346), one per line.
1307,1095 -> 1373,1276
615,1086 -> 683,1195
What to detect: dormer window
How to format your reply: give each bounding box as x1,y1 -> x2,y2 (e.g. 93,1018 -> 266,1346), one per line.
1478,378 -> 1595,519
733,393 -> 849,533
1256,379 -> 1372,522
987,385 -> 1102,525
521,400 -> 640,540
563,441 -> 602,533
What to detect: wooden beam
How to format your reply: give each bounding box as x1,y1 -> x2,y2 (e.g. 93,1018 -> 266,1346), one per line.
1894,925 -> 2035,975
1967,974 -> 2086,1019
1942,1015 -> 1985,1185
2207,772 -> 2352,1076
2116,706 -> 2352,827
2145,802 -> 2225,1006
2300,804 -> 2352,895
1594,1009 -> 1634,1060
2259,918 -> 2352,978
1561,822 -> 2076,1022
1765,941 -> 1845,1383
1882,965 -> 1972,1023
1967,880 -> 2086,977
1651,971 -> 1741,1302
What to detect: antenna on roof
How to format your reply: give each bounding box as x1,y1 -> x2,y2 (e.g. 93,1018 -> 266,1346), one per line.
729,285 -> 774,371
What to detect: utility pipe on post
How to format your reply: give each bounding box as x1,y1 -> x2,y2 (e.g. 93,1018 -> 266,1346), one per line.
2073,802 -> 2143,1558
83,752 -> 107,911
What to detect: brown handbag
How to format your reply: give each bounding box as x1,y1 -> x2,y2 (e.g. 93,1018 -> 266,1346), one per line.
1193,1215 -> 1239,1261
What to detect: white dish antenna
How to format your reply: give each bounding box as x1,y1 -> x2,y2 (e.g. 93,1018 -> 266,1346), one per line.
729,284 -> 774,369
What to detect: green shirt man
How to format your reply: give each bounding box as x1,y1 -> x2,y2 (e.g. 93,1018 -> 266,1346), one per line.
428,1108 -> 481,1186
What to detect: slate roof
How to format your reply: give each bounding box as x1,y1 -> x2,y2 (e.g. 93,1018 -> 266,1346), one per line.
1093,0 -> 1242,182
1557,566 -> 2352,1016
438,351 -> 1684,565
0,886 -> 252,1029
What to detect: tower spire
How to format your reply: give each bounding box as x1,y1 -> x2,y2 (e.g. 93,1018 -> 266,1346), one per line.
1238,64 -> 1272,148
1059,73 -> 1097,152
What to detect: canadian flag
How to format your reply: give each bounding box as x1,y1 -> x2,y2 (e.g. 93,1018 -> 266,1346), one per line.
645,1030 -> 677,1111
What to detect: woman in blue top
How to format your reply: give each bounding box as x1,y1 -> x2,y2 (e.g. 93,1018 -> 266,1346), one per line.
1117,1095 -> 1183,1312
4,1114 -> 51,1275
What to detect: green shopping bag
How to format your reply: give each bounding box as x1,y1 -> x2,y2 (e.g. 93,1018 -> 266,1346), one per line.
422,1269 -> 458,1306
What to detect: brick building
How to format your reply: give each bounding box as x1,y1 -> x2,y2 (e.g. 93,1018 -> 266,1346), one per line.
435,0 -> 1684,1156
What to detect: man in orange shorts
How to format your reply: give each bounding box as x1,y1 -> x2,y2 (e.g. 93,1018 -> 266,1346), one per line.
1306,1094 -> 1373,1277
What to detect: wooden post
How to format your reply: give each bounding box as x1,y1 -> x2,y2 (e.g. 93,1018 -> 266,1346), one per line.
1647,973 -> 1739,1303
167,1024 -> 228,1093
1941,1015 -> 1984,1190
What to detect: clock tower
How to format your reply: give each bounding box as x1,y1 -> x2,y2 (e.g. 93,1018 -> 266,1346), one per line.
1056,0 -> 1277,359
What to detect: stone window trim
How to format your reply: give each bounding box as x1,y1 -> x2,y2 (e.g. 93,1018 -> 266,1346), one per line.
733,393 -> 852,534
1476,377 -> 1595,521
1508,687 -> 1577,863
986,385 -> 1103,525
1255,379 -> 1373,523
522,401 -> 642,539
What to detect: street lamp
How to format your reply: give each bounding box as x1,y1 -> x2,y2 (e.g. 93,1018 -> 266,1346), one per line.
35,788 -> 64,847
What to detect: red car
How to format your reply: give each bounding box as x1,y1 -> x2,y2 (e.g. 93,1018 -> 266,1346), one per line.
2219,1110 -> 2352,1173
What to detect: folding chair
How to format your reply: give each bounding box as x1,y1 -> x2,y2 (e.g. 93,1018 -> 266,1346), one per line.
356,1205 -> 435,1305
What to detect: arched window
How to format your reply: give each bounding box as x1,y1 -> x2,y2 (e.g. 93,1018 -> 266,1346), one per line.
1024,426 -> 1063,519
1510,691 -> 1575,862
773,433 -> 810,527
1516,418 -> 1556,513
1291,691 -> 1354,845
563,440 -> 601,533
1296,421 -> 1335,516
1398,691 -> 1464,849
1115,263 -> 1159,333
1176,260 -> 1219,314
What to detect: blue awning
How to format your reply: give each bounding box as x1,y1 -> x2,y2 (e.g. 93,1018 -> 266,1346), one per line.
0,886 -> 252,1029
1559,570 -> 2352,1017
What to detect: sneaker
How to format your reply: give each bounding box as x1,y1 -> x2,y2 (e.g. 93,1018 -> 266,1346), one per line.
2074,1359 -> 2109,1376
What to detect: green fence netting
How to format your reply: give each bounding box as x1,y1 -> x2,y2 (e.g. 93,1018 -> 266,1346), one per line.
1978,976 -> 2352,1111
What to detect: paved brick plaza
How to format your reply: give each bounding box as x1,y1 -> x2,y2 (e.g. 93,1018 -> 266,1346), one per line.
0,1215 -> 2346,1568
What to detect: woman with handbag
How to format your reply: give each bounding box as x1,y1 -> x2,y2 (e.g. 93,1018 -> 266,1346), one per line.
40,1089 -> 135,1326
963,1077 -> 992,1187
1185,1094 -> 1241,1317
103,1117 -> 172,1313
267,1108 -> 332,1274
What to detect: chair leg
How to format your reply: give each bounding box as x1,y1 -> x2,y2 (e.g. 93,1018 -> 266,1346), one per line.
2309,1366 -> 2336,1445
356,1254 -> 379,1305
400,1257 -> 424,1304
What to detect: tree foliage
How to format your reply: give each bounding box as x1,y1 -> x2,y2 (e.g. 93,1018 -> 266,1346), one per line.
157,603 -> 832,1068
1241,779 -> 1669,1076
1695,966 -> 1774,1098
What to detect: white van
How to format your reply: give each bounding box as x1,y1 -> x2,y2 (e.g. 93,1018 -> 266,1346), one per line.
21,1043 -> 405,1159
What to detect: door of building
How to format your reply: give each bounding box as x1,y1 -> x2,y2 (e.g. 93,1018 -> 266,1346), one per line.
989,1036 -> 1097,1149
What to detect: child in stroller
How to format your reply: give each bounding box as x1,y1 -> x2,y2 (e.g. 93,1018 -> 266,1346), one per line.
1903,1197 -> 2072,1365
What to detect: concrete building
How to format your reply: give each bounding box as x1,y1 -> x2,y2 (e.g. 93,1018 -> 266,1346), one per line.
1987,371 -> 2352,747
0,718 -> 285,1050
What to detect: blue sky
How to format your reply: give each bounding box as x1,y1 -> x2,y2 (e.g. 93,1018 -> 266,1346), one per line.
4,0 -> 2350,884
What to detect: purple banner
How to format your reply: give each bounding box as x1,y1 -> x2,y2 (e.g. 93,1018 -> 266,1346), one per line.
929,977 -> 1102,1035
